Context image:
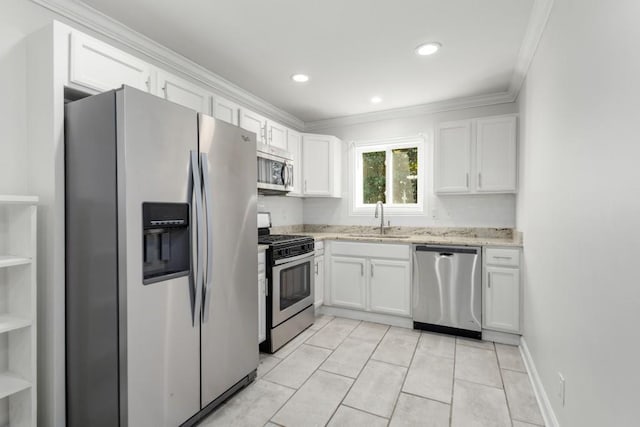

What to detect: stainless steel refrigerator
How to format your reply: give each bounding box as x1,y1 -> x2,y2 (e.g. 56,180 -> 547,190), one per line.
65,86 -> 258,427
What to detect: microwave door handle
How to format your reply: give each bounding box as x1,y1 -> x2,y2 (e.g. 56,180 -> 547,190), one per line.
200,152 -> 214,323
190,151 -> 204,325
281,164 -> 287,186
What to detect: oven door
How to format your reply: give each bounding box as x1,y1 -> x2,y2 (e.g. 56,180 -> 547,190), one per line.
271,252 -> 315,327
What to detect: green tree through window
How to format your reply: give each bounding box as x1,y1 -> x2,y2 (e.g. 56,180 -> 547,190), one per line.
362,151 -> 386,203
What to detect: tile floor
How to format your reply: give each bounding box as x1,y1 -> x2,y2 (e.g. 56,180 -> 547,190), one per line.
200,315 -> 544,427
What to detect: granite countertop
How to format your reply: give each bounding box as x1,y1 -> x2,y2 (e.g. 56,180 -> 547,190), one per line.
258,244 -> 269,251
271,225 -> 523,247
300,232 -> 521,247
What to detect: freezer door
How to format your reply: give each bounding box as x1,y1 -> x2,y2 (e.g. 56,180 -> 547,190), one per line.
116,87 -> 200,427
413,246 -> 482,332
199,115 -> 259,407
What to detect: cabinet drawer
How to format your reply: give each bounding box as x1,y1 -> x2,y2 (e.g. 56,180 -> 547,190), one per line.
330,241 -> 410,260
485,248 -> 520,267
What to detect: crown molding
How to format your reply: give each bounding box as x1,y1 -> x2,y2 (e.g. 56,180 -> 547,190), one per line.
29,0 -> 305,130
304,90 -> 516,132
509,0 -> 556,97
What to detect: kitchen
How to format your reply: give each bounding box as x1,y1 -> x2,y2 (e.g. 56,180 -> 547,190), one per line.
0,0 -> 638,426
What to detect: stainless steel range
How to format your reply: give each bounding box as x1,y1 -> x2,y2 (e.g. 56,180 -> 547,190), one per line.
258,213 -> 315,353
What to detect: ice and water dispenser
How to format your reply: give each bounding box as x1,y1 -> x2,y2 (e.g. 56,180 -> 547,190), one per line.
142,202 -> 190,284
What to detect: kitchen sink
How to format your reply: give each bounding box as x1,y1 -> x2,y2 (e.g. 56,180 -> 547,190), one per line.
347,234 -> 410,239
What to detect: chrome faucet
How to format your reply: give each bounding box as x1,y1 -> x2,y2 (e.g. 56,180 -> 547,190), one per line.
374,201 -> 386,234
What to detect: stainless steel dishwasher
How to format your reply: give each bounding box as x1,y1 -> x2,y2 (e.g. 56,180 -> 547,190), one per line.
412,245 -> 482,339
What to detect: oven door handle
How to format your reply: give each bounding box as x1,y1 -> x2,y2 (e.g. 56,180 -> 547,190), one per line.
273,252 -> 315,266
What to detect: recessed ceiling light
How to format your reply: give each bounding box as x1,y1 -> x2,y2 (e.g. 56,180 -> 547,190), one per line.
291,73 -> 309,83
415,42 -> 441,56
370,96 -> 382,104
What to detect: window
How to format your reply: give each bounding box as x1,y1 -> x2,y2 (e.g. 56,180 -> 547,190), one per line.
352,137 -> 425,215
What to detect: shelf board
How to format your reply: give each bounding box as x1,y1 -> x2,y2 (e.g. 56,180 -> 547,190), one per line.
0,315 -> 31,334
0,372 -> 31,400
0,256 -> 32,269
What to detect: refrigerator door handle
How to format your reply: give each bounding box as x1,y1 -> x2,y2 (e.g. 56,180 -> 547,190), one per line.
191,150 -> 204,325
201,152 -> 214,322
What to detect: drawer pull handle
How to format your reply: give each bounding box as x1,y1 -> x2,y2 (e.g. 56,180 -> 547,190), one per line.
494,256 -> 513,260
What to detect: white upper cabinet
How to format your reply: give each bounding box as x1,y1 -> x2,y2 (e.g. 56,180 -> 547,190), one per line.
268,121 -> 287,150
301,134 -> 342,198
435,121 -> 472,193
286,130 -> 303,196
239,109 -> 268,144
156,70 -> 212,114
213,96 -> 240,125
476,116 -> 517,192
435,115 -> 517,194
69,32 -> 151,93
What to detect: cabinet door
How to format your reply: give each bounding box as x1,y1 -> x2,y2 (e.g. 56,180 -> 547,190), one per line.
287,130 -> 303,196
258,272 -> 266,343
314,256 -> 325,308
369,259 -> 411,317
69,32 -> 151,93
157,70 -> 212,114
268,121 -> 288,150
302,135 -> 332,196
213,96 -> 240,125
476,116 -> 517,193
329,256 -> 366,309
483,266 -> 520,333
435,121 -> 472,193
239,109 -> 267,144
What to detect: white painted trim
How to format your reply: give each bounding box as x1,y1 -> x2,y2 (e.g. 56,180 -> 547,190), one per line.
520,337 -> 560,427
28,0 -> 553,135
29,0 -> 305,130
509,0 -> 556,97
318,305 -> 413,329
481,329 -> 520,345
305,91 -> 515,131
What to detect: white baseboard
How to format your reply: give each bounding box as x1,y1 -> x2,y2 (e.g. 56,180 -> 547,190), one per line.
318,306 -> 413,329
482,329 -> 521,345
520,337 -> 560,427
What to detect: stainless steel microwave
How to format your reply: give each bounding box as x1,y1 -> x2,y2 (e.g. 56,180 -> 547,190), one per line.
257,143 -> 293,194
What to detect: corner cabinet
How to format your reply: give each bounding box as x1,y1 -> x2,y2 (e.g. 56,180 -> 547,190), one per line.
326,242 -> 411,317
301,134 -> 342,198
482,247 -> 521,334
435,115 -> 517,194
0,195 -> 38,427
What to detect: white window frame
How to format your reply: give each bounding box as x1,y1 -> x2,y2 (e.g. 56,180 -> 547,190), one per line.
350,135 -> 426,216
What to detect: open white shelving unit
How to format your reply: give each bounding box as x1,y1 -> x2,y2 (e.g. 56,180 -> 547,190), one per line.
0,195 -> 37,427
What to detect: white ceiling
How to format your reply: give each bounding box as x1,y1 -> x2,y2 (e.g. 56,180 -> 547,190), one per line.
80,0 -> 534,123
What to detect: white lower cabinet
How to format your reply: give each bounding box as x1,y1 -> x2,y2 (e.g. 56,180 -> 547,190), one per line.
258,250 -> 266,344
369,259 -> 411,317
327,242 -> 411,317
483,248 -> 521,334
314,255 -> 325,308
329,256 -> 367,310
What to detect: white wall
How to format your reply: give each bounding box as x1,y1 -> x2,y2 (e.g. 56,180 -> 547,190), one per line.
304,103 -> 518,227
0,1 -> 52,195
258,195 -> 303,226
517,1 -> 640,425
